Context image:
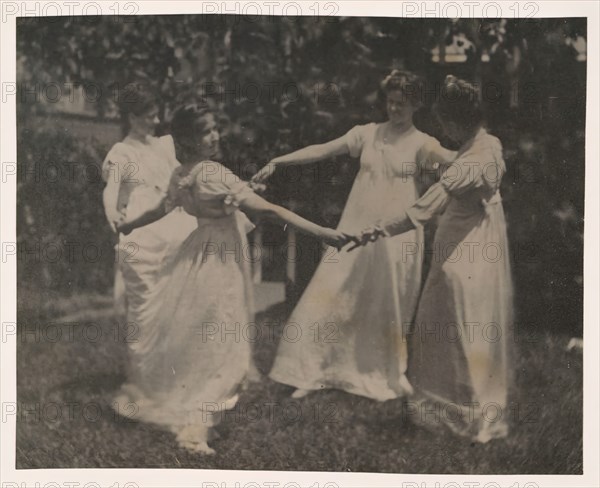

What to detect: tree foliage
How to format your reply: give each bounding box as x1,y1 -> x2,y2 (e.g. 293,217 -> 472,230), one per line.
17,16 -> 586,334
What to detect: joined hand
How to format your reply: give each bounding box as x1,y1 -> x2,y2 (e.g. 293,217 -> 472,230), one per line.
346,225 -> 386,252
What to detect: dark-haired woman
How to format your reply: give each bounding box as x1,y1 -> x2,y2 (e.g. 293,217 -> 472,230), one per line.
259,70 -> 455,401
114,103 -> 349,454
355,76 -> 513,443
102,82 -> 196,415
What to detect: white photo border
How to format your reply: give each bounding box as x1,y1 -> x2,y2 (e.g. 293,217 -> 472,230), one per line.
1,1 -> 598,487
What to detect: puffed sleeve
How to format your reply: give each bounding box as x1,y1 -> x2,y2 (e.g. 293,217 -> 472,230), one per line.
191,161 -> 256,234
192,161 -> 255,212
399,148 -> 489,229
223,181 -> 256,214
382,133 -> 504,236
157,134 -> 178,163
344,123 -> 373,158
439,142 -> 497,196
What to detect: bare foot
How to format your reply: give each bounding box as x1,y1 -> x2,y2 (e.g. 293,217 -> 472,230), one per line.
473,421 -> 508,444
291,388 -> 311,399
176,424 -> 214,454
241,366 -> 262,391
178,440 -> 216,455
399,376 -> 414,396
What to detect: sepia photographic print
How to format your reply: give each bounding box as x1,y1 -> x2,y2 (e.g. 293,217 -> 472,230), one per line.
1,1 -> 599,487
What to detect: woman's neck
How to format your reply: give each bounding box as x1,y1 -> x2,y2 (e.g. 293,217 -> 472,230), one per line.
126,129 -> 149,143
385,120 -> 415,136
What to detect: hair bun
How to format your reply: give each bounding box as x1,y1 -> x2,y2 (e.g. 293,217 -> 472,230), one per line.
381,69 -> 420,90
434,75 -> 483,131
444,74 -> 459,85
443,77 -> 462,99
380,70 -> 424,106
442,74 -> 479,102
118,81 -> 158,116
170,100 -> 214,144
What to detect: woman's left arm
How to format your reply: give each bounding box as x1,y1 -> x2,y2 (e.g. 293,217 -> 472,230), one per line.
416,139 -> 457,191
117,166 -> 185,235
115,195 -> 168,235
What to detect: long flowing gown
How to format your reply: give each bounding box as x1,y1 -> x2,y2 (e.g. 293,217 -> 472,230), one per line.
112,160 -> 256,441
387,128 -> 513,442
269,123 -> 454,401
101,135 -> 197,399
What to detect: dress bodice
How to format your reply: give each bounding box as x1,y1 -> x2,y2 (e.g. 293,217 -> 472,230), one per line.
166,161 -> 256,233
103,136 -> 179,186
102,134 -> 197,243
348,123 -> 436,180
338,123 -> 455,230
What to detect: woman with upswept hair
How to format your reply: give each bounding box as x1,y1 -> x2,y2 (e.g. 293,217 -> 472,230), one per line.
257,70 -> 456,401
354,75 -> 513,443
101,81 -> 196,413
113,102 -> 349,454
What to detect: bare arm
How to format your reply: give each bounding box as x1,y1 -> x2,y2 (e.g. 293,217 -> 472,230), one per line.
238,192 -> 348,248
115,165 -> 183,235
252,135 -> 349,183
102,146 -> 132,233
115,196 -> 168,235
272,135 -> 349,165
416,139 -> 457,192
103,179 -> 123,233
345,216 -> 416,252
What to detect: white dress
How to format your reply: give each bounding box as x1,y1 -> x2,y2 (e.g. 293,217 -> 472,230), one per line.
113,161 -> 256,441
269,123 -> 454,401
389,128 -> 513,442
102,135 -> 197,399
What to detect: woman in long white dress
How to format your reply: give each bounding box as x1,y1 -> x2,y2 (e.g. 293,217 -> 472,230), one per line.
254,71 -> 455,401
101,82 -> 196,400
354,76 -> 513,443
114,103 -> 349,454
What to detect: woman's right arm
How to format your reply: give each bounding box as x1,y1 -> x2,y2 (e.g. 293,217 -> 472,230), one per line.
350,143 -> 494,248
238,192 -> 349,249
251,134 -> 349,183
102,145 -> 132,233
347,183 -> 450,250
103,178 -> 123,233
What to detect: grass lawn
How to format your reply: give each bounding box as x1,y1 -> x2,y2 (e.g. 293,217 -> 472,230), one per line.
15,291 -> 582,473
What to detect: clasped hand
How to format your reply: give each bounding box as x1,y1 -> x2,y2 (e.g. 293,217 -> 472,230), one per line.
250,163 -> 386,252
323,225 -> 386,252
345,225 -> 387,252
